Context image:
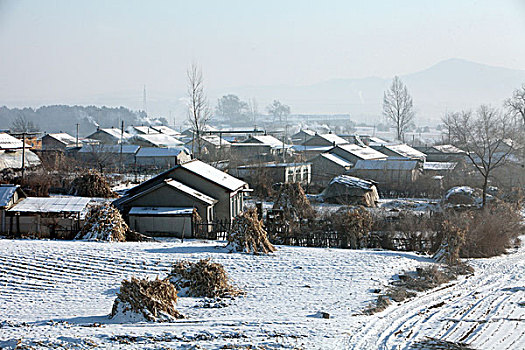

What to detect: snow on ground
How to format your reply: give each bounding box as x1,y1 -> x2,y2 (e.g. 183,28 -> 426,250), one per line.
0,238 -> 523,349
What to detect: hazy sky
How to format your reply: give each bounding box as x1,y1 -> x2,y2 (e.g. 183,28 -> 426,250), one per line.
1,0 -> 525,112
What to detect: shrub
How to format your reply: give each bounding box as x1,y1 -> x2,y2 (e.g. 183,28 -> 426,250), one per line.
110,277 -> 183,322
169,258 -> 242,298
330,207 -> 373,249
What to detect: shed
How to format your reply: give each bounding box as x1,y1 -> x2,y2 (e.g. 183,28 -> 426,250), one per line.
321,175 -> 379,207
0,185 -> 26,233
310,153 -> 353,186
128,207 -> 194,238
7,196 -> 92,238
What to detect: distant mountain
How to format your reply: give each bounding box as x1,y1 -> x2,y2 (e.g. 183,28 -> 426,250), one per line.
215,58 -> 525,124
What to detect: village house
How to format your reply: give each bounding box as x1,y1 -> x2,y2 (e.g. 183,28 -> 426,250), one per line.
0,133 -> 41,171
0,184 -> 26,233
235,162 -> 311,186
128,125 -> 160,135
114,159 -> 249,234
86,127 -> 132,145
77,144 -> 140,168
328,144 -> 387,164
371,143 -> 427,162
152,125 -> 182,137
309,153 -> 353,186
415,144 -> 467,162
291,129 -> 315,145
41,133 -> 79,151
129,133 -> 184,148
233,134 -> 291,161
118,179 -> 217,237
347,159 -> 422,189
300,133 -> 349,147
135,147 -> 192,169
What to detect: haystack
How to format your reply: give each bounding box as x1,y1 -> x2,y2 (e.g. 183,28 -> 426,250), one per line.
227,208 -> 276,254
110,277 -> 184,322
76,203 -> 127,241
169,258 -> 242,298
69,171 -> 117,198
272,182 -> 315,220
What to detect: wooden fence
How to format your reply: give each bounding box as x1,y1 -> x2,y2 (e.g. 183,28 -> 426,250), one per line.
193,219 -> 239,240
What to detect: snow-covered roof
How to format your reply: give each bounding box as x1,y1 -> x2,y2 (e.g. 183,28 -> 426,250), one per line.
9,196 -> 91,213
444,186 -> 475,200
135,147 -> 189,158
130,126 -> 160,135
423,162 -> 457,171
352,159 -> 419,171
78,145 -> 140,154
45,133 -> 77,146
152,126 -> 181,136
328,175 -> 375,191
292,129 -> 315,138
165,179 -> 217,205
319,153 -> 353,167
246,135 -> 283,147
0,133 -> 24,150
0,185 -> 20,207
380,144 -> 427,160
431,144 -> 466,154
238,162 -> 310,169
292,145 -> 333,152
132,134 -> 184,147
181,159 -> 247,192
0,149 -> 41,169
95,128 -> 133,140
368,136 -> 389,145
129,207 -> 194,216
334,144 -> 387,160
315,133 -> 349,145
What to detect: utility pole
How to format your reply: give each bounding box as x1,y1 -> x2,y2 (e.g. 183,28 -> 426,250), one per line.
120,120 -> 124,172
75,123 -> 79,147
21,133 -> 26,179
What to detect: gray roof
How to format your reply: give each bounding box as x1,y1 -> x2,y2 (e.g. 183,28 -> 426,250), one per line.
352,159 -> 419,171
378,144 -> 427,160
45,133 -> 77,146
0,185 -> 19,207
129,207 -> 194,216
165,179 -> 217,205
9,196 -> 92,213
334,144 -> 387,160
132,133 -> 184,147
78,144 -> 140,154
135,147 -> 190,157
328,175 -> 375,191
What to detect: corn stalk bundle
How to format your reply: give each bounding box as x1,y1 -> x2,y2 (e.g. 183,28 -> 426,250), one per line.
272,183 -> 315,220
76,203 -> 127,242
227,208 -> 276,254
110,277 -> 184,322
169,258 -> 242,298
69,171 -> 117,198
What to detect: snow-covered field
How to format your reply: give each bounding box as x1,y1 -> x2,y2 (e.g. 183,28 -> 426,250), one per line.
0,238 -> 523,349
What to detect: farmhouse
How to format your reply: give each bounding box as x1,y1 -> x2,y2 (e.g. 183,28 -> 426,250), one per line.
328,144 -> 387,164
300,133 -> 349,147
347,159 -> 422,188
235,162 -> 311,186
115,159 -> 248,225
415,144 -> 467,162
117,179 -> 217,237
135,147 -> 191,168
310,153 -> 353,186
86,128 -> 132,145
130,133 -> 184,148
371,143 -> 426,162
42,133 -> 78,151
291,129 -> 315,145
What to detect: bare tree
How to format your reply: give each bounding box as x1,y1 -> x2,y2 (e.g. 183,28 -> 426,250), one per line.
443,105 -> 515,206
383,76 -> 415,141
11,115 -> 40,133
186,63 -> 211,158
267,100 -> 290,123
505,83 -> 525,128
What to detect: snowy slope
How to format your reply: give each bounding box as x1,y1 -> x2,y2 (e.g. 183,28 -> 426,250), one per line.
0,239 -> 523,349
